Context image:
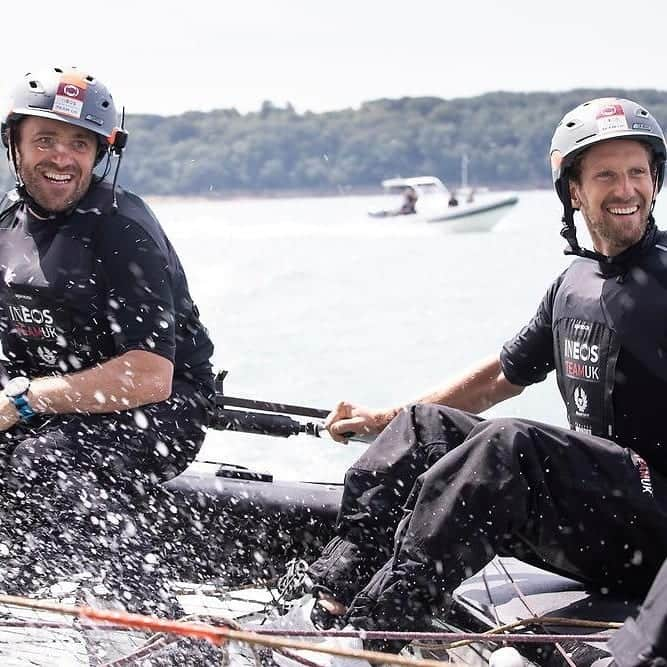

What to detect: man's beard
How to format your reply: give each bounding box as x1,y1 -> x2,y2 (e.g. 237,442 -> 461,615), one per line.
19,162 -> 93,214
582,196 -> 651,256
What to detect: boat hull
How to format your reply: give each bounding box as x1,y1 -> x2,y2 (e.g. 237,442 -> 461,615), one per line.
163,463 -> 341,583
427,195 -> 519,231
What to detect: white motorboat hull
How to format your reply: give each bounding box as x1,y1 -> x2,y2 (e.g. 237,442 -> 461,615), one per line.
427,195 -> 519,231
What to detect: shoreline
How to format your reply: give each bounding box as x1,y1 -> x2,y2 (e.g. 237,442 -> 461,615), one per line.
145,183 -> 547,204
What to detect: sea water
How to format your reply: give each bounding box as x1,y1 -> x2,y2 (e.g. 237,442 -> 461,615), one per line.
147,191 -> 667,482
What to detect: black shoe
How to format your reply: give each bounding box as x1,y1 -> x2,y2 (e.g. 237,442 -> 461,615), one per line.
346,589 -> 451,655
277,558 -> 345,629
309,590 -> 347,631
363,637 -> 409,655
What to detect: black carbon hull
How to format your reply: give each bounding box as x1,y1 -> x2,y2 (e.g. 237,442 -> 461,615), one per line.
164,462 -> 341,584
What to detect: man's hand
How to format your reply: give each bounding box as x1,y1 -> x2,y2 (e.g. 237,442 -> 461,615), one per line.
0,393 -> 19,432
324,401 -> 398,443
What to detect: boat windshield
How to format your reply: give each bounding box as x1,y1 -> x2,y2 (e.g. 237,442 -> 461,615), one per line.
382,177 -> 449,198
414,183 -> 445,196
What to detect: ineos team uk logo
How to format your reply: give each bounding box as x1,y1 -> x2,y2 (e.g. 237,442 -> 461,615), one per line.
564,337 -> 600,381
8,305 -> 57,339
63,84 -> 80,97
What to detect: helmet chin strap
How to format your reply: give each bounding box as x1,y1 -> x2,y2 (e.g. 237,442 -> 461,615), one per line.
649,172 -> 660,217
559,200 -> 606,261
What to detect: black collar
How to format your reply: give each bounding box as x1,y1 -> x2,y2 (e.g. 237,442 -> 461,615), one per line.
597,221 -> 658,276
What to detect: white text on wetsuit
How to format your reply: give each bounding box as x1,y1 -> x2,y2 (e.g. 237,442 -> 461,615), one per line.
8,305 -> 57,338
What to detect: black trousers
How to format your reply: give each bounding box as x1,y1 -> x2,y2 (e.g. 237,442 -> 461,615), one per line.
308,405 -> 667,631
0,383 -> 210,613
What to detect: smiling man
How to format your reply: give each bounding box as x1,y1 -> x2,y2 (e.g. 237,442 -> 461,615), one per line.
291,98 -> 667,661
568,138 -> 656,255
0,68 -> 214,632
16,117 -> 98,213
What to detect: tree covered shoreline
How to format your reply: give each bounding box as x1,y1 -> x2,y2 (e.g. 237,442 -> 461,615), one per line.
3,89 -> 667,196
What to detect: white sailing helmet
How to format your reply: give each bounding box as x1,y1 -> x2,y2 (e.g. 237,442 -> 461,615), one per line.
1,66 -> 127,162
550,97 -> 666,205
549,98 -> 666,258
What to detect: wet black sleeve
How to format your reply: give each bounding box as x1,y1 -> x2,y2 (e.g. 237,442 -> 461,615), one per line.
95,217 -> 176,363
500,273 -> 565,386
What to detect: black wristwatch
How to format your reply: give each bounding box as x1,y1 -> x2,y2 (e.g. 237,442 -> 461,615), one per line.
5,376 -> 36,422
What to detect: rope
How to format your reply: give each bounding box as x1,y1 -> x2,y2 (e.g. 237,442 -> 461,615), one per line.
0,591 -> 621,667
491,559 -> 579,667
0,594 -> 459,667
250,627 -> 612,644
99,614 -> 248,667
274,647 -> 327,667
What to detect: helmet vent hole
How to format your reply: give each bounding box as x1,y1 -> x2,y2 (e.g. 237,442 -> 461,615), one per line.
638,109 -> 648,117
85,75 -> 94,83
54,67 -> 63,74
28,80 -> 38,89
566,121 -> 577,128
101,100 -> 109,109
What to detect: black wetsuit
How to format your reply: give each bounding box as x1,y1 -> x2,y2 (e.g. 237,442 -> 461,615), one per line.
0,182 -> 214,611
309,224 -> 667,641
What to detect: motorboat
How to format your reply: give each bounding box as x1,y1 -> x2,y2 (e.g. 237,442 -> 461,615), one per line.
368,175 -> 519,232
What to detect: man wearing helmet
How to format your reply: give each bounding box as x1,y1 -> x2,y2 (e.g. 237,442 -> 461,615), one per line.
296,98 -> 667,655
0,68 -> 215,626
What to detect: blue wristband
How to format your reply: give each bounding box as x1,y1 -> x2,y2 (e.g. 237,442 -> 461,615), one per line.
9,394 -> 36,422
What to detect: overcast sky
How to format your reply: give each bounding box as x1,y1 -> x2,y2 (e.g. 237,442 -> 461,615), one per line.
1,0 -> 665,117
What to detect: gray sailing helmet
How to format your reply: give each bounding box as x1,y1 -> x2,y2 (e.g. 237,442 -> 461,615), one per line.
550,97 -> 667,205
1,66 -> 127,159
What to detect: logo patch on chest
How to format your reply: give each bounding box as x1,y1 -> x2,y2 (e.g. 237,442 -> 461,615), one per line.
564,338 -> 600,381
573,386 -> 589,415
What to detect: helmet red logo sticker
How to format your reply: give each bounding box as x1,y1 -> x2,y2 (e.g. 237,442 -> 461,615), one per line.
52,80 -> 87,119
595,103 -> 628,133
